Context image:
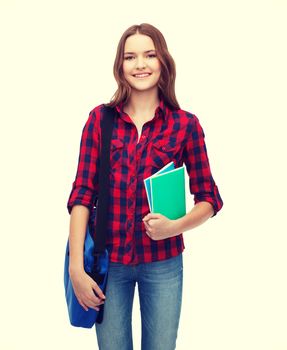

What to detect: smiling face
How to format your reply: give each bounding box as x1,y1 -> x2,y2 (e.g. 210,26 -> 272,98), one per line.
122,33 -> 161,93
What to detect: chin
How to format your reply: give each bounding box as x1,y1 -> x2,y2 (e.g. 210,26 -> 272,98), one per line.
133,84 -> 159,92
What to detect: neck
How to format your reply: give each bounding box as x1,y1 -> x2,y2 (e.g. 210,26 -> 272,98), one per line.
124,89 -> 160,117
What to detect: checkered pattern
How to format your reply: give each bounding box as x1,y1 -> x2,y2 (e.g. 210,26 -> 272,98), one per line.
67,97 -> 223,265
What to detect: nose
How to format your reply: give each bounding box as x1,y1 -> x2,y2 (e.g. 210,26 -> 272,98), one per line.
136,56 -> 146,69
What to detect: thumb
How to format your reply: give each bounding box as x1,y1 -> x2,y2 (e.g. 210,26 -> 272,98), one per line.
143,213 -> 161,221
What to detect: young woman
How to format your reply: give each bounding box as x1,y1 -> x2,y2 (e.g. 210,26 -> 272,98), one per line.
67,23 -> 223,350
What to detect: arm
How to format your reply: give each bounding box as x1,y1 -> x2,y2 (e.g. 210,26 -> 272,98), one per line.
143,114 -> 223,240
66,108 -> 105,310
67,109 -> 99,270
143,202 -> 214,240
173,201 -> 214,233
68,204 -> 89,274
67,109 -> 100,215
181,113 -> 223,219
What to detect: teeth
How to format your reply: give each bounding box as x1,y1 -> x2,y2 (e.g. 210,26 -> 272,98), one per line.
134,73 -> 150,77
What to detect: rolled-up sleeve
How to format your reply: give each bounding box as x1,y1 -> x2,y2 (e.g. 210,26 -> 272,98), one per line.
182,114 -> 223,217
67,109 -> 100,214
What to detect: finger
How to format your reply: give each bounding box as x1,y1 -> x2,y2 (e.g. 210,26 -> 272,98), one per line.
92,283 -> 106,300
89,292 -> 105,305
142,212 -> 151,221
79,300 -> 89,312
77,290 -> 104,310
145,230 -> 151,237
144,222 -> 153,234
143,221 -> 152,229
86,303 -> 100,311
84,296 -> 105,309
88,295 -> 104,306
143,213 -> 161,221
86,299 -> 104,310
144,226 -> 151,235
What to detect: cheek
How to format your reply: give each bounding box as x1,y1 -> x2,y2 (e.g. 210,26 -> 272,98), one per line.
154,66 -> 161,78
123,61 -> 132,74
122,66 -> 132,81
153,61 -> 161,74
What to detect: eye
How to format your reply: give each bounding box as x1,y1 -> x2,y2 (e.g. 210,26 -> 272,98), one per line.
124,54 -> 157,60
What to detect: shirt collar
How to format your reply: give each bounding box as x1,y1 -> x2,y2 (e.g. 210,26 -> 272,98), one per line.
115,96 -> 168,122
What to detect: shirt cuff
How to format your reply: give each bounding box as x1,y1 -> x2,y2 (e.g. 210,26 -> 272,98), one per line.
67,185 -> 96,214
194,192 -> 223,218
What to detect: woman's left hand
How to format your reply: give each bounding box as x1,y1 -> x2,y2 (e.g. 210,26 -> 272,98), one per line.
142,213 -> 179,240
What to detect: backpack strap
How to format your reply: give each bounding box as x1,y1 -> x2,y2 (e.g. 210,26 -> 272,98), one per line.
93,105 -> 116,253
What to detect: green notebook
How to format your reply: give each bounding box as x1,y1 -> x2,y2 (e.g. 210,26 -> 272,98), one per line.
144,164 -> 186,220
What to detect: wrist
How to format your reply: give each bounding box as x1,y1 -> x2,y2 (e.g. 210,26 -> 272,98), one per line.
171,218 -> 183,237
69,263 -> 85,277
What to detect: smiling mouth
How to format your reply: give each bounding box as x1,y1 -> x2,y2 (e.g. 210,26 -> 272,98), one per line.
133,73 -> 152,78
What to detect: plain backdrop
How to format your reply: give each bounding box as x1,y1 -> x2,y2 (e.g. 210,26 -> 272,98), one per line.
0,0 -> 286,349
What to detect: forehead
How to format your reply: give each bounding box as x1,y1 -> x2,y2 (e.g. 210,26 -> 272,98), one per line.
124,34 -> 155,53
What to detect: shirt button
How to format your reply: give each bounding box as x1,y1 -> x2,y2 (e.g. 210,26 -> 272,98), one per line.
162,146 -> 166,151
142,135 -> 146,139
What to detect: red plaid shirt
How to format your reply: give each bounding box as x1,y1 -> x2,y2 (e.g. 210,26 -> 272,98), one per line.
67,97 -> 223,265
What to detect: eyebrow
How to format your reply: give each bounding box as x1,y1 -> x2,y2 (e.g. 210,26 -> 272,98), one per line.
124,50 -> 156,55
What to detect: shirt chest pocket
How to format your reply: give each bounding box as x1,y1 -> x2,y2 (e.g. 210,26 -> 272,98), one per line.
110,138 -> 125,171
150,139 -> 182,169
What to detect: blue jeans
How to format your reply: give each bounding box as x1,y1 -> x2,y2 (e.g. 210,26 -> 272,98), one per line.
95,253 -> 183,350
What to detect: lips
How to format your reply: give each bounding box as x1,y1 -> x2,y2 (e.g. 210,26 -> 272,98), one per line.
133,73 -> 152,78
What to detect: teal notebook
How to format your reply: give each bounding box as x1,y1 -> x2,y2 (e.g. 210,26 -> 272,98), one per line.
144,161 -> 186,220
144,161 -> 175,211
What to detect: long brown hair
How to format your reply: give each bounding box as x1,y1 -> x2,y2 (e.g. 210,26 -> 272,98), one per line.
104,23 -> 180,111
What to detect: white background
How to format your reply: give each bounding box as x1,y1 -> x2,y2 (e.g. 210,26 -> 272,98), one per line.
1,0 -> 286,349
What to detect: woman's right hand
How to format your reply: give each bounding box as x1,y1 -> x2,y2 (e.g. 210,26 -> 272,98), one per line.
69,268 -> 106,311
